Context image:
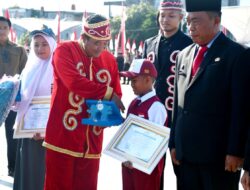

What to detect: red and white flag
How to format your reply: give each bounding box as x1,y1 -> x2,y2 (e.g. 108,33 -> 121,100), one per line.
82,10 -> 88,24
126,38 -> 131,51
131,39 -> 136,54
55,12 -> 61,43
71,30 -> 77,40
118,5 -> 127,56
114,4 -> 127,56
114,35 -> 119,54
4,9 -> 14,42
138,41 -> 144,54
109,37 -> 114,51
12,29 -> 17,43
119,6 -> 127,55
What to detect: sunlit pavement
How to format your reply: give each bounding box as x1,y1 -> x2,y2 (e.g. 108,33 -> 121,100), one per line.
0,83 -> 243,190
0,125 -> 13,190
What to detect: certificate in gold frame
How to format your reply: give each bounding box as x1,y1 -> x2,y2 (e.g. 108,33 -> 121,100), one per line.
104,114 -> 170,174
13,96 -> 51,139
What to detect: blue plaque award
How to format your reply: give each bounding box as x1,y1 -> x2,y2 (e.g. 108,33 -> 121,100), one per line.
82,99 -> 124,127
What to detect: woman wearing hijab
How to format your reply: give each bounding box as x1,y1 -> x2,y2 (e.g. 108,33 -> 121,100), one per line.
13,25 -> 57,190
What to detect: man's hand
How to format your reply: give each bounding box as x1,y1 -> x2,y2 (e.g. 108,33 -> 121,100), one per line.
170,148 -> 180,165
241,171 -> 250,190
225,155 -> 244,172
111,93 -> 125,113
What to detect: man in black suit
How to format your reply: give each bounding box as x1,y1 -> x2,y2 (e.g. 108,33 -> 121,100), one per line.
240,48 -> 250,190
142,0 -> 192,189
143,0 -> 192,127
169,0 -> 248,189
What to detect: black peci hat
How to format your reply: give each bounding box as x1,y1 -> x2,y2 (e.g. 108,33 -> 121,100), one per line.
30,25 -> 55,39
185,0 -> 221,12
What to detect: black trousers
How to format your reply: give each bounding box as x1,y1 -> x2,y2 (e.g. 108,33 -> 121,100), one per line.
123,63 -> 131,83
5,111 -> 17,171
159,154 -> 166,190
178,160 -> 241,190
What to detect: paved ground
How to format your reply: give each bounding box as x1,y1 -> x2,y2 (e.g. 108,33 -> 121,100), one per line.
0,84 -> 244,190
0,124 -> 13,190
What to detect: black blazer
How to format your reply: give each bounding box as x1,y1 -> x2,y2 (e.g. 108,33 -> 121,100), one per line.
142,31 -> 192,127
169,33 -> 248,164
240,48 -> 250,171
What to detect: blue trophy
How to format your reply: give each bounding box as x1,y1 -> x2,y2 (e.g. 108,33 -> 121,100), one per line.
82,99 -> 124,127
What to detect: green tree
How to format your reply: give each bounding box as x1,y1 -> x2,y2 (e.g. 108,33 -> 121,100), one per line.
126,0 -> 155,7
18,31 -> 31,47
126,0 -> 140,5
110,3 -> 158,48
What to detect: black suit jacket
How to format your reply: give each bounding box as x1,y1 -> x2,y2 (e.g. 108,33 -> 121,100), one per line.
239,48 -> 250,171
169,33 -> 248,164
142,30 -> 192,127
143,30 -> 192,82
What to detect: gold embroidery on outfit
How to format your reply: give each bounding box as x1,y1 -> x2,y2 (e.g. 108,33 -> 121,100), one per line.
93,126 -> 103,136
85,20 -> 110,29
77,62 -> 86,77
59,51 -> 111,157
42,142 -> 101,158
96,69 -> 113,100
63,61 -> 87,130
96,69 -> 111,85
63,93 -> 84,130
43,142 -> 84,157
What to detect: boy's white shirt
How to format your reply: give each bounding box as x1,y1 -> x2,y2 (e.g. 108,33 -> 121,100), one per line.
136,90 -> 167,126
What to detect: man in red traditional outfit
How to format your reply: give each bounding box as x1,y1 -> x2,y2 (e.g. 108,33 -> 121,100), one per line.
43,14 -> 124,190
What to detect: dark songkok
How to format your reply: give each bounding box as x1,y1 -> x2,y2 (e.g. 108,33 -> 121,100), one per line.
159,0 -> 183,11
185,0 -> 221,12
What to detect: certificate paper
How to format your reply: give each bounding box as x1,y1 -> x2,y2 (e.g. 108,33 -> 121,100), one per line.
104,114 -> 170,174
116,124 -> 164,162
14,96 -> 51,138
23,103 -> 50,130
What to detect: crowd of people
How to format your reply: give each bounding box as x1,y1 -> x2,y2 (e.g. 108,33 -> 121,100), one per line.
116,48 -> 142,85
0,0 -> 250,189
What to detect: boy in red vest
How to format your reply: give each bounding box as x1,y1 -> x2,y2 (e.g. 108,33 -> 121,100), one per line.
120,59 -> 168,190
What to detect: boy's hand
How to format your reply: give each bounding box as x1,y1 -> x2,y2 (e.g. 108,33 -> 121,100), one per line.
111,93 -> 125,113
33,133 -> 44,140
123,161 -> 133,169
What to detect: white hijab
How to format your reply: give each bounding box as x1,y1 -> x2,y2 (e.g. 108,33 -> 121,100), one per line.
14,33 -> 57,127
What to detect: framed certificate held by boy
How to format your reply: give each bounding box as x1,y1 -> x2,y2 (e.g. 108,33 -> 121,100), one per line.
104,114 -> 170,174
14,96 -> 51,138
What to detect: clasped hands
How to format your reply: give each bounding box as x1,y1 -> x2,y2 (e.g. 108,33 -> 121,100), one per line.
170,148 -> 243,172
